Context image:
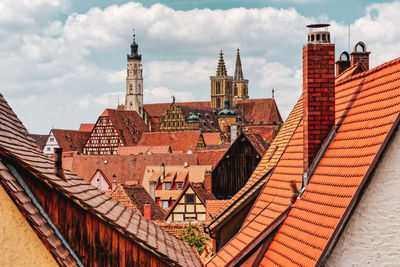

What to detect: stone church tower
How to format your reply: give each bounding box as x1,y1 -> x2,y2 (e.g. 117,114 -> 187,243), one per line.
210,50 -> 233,108
124,33 -> 144,116
233,48 -> 249,99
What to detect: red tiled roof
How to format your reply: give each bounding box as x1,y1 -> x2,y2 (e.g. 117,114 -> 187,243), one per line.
261,57 -> 400,266
138,131 -> 203,152
233,98 -> 282,125
243,125 -> 276,143
117,145 -> 171,155
78,123 -> 95,132
144,101 -> 210,118
243,130 -> 269,156
111,184 -> 166,220
203,132 -> 222,146
52,129 -> 90,153
0,93 -> 202,266
206,97 -> 303,235
196,149 -> 228,167
30,134 -> 48,150
206,199 -> 228,221
64,153 -> 199,185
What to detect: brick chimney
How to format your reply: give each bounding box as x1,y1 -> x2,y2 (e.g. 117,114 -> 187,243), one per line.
204,170 -> 212,196
303,24 -> 335,172
350,41 -> 370,70
144,201 -> 151,220
336,51 -> 350,75
54,148 -> 67,181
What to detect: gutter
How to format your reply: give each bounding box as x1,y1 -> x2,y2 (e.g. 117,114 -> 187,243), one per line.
6,163 -> 84,267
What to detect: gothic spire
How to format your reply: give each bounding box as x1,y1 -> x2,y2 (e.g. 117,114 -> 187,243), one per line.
234,48 -> 243,80
127,29 -> 142,60
216,50 -> 228,77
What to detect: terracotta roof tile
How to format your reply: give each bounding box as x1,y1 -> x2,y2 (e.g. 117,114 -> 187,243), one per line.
0,93 -> 202,267
196,149 -> 228,167
52,129 -> 90,153
138,131 -> 203,152
111,184 -> 166,220
243,125 -> 276,143
206,97 -> 303,235
203,132 -> 222,146
78,123 -> 95,132
206,199 -> 228,222
117,145 -> 171,155
30,134 -> 48,150
243,130 -> 269,156
261,57 -> 400,266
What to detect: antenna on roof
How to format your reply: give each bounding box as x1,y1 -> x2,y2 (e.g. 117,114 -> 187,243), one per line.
133,28 -> 136,40
348,24 -> 351,52
272,88 -> 275,99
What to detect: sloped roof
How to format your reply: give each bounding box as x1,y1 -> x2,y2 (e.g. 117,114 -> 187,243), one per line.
138,131 -> 203,152
177,105 -> 221,132
243,130 -> 269,156
207,96 -> 304,266
202,132 -> 222,146
0,93 -> 202,266
165,182 -> 215,219
117,145 -> 171,155
197,149 -> 228,167
243,125 -> 276,143
52,129 -> 90,153
335,62 -> 366,84
111,184 -> 166,220
144,101 -> 210,118
30,134 -> 48,150
101,109 -> 149,146
233,98 -> 282,125
260,57 -> 400,266
78,123 -> 95,132
206,97 -> 303,233
64,153 -> 199,185
206,199 -> 228,221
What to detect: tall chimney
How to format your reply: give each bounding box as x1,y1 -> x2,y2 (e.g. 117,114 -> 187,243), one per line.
204,170 -> 213,196
54,148 -> 67,181
144,201 -> 151,220
335,51 -> 351,75
350,41 -> 370,70
303,24 -> 335,173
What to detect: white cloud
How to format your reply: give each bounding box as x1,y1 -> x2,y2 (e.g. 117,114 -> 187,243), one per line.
2,1 -> 400,133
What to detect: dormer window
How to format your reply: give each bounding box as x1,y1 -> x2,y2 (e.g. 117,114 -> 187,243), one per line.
177,182 -> 183,190
165,182 -> 171,190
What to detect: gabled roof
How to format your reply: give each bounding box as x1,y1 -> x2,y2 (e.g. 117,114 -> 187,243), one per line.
98,108 -> 149,146
242,130 -> 269,156
202,132 -> 222,146
206,97 -> 303,233
197,148 -> 228,167
242,125 -> 276,143
165,182 -> 215,220
335,62 -> 366,84
89,168 -> 112,188
207,96 -> 304,266
233,98 -> 282,125
138,131 -> 204,152
64,153 -> 199,185
260,57 -> 400,266
30,133 -> 48,150
51,129 -> 90,153
144,101 -> 210,118
176,105 -> 222,132
111,184 -> 166,220
78,123 -> 95,132
0,93 -> 202,266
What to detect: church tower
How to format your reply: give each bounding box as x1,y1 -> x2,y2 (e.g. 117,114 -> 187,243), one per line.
210,50 -> 233,108
233,48 -> 249,99
124,32 -> 144,116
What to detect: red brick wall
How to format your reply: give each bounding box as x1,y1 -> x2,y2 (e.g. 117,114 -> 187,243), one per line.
351,52 -> 369,70
303,43 -> 335,171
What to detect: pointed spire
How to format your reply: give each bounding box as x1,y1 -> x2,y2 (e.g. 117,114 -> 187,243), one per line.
234,48 -> 243,80
127,29 -> 142,60
216,50 -> 228,77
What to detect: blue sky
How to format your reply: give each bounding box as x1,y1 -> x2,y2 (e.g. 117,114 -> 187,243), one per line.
1,0 -> 400,133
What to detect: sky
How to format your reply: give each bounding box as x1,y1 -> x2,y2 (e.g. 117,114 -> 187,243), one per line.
2,0 -> 400,133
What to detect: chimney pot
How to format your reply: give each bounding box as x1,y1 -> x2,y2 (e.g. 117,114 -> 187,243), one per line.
350,41 -> 370,70
144,201 -> 151,220
54,148 -> 67,181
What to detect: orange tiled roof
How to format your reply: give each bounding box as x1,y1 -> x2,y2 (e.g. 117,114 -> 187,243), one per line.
144,101 -> 210,118
197,149 -> 228,167
138,131 -> 203,152
206,97 -> 303,234
243,130 -> 270,156
0,93 -> 202,267
203,132 -> 222,146
52,129 -> 90,153
206,199 -> 228,221
207,96 -> 304,266
243,125 -> 276,143
261,57 -> 400,266
78,123 -> 95,132
117,145 -> 171,155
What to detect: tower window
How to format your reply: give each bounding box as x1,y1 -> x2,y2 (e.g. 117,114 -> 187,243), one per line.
216,82 -> 220,94
216,98 -> 221,108
234,84 -> 238,96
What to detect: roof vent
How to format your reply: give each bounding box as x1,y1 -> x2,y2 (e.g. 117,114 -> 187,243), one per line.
184,162 -> 189,168
104,160 -> 108,164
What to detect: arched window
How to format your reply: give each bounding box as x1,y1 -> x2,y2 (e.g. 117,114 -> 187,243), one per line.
234,84 -> 238,96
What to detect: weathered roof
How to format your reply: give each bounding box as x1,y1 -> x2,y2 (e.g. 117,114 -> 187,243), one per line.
138,131 -> 203,152
207,96 -> 304,266
202,132 -> 222,146
206,97 -> 303,234
0,93 -> 202,267
197,149 -> 228,168
243,130 -> 269,156
63,153 -> 199,185
78,123 -> 95,132
177,105 -> 222,132
111,184 -> 166,220
206,199 -> 228,222
243,125 -> 276,143
117,145 -> 171,155
51,129 -> 90,153
261,57 -> 400,266
30,133 -> 48,150
144,101 -> 210,118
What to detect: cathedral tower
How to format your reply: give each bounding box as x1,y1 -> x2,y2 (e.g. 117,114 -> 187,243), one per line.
124,32 -> 144,116
233,48 -> 249,99
210,50 -> 233,108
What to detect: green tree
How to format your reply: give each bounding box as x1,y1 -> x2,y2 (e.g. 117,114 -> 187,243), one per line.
179,223 -> 209,255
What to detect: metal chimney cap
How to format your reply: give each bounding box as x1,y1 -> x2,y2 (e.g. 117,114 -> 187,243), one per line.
306,24 -> 330,29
